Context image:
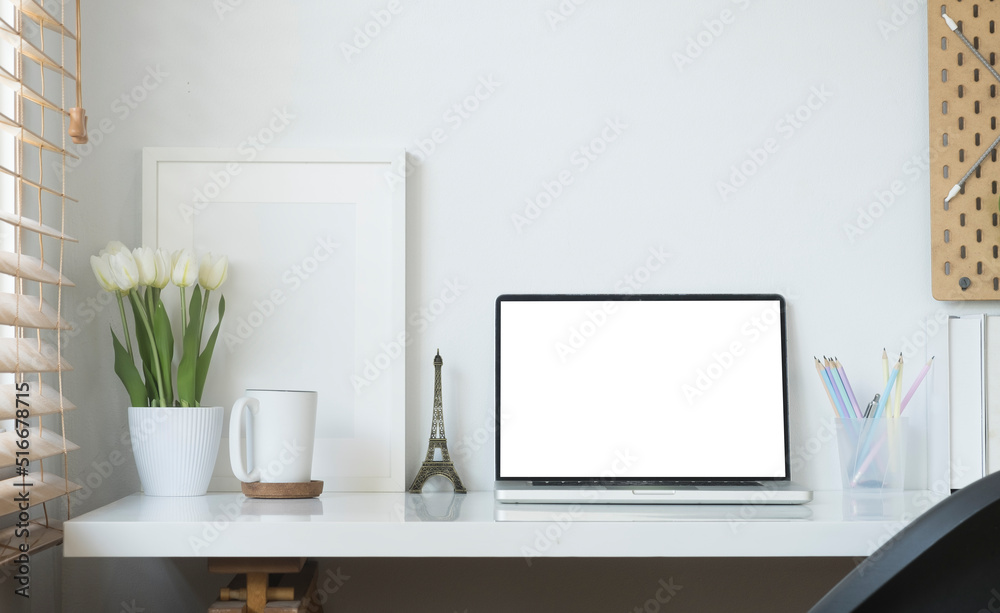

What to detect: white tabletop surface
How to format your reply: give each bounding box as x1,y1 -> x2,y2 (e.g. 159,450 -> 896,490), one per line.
63,489 -> 946,559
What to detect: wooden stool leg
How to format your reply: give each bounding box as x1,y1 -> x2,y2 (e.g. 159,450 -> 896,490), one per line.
246,572 -> 268,613
208,559 -> 322,613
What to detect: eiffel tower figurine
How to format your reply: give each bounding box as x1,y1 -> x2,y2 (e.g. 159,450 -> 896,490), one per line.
408,350 -> 467,493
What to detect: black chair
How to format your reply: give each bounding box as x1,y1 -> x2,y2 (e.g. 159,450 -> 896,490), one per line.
809,470 -> 1000,612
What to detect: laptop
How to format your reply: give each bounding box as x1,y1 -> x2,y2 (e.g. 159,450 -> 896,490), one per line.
493,294 -> 812,505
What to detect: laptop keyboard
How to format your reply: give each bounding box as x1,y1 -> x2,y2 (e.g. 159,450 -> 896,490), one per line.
529,480 -> 763,487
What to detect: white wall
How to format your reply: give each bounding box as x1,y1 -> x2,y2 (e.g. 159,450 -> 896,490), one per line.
4,0 -> 972,610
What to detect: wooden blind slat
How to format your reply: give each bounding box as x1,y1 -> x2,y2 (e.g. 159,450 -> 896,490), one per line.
0,430 -> 80,469
0,252 -> 75,286
0,382 -> 75,420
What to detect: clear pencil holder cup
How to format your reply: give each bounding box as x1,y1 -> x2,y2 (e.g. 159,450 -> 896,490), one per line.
834,417 -> 906,490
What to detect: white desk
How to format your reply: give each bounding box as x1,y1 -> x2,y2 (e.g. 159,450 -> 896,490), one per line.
63,489 -> 946,559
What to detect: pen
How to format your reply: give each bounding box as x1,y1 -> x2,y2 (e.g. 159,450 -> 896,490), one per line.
863,394 -> 879,419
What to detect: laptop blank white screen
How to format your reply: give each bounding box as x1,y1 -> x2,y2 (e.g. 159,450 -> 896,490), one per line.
497,296 -> 789,481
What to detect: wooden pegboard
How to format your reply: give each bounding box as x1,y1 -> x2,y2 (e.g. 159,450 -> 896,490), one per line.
929,1 -> 1000,300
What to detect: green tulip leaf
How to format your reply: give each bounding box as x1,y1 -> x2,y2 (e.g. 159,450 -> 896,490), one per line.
142,361 -> 159,402
129,293 -> 154,374
177,286 -> 203,407
196,295 -> 225,405
112,327 -> 148,407
153,298 -> 175,407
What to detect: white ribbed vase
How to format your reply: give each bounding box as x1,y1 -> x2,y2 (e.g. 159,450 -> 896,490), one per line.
128,406 -> 223,497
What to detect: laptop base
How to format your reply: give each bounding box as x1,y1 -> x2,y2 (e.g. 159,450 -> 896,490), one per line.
494,481 -> 813,505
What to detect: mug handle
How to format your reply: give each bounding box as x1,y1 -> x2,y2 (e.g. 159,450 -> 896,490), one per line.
229,397 -> 261,482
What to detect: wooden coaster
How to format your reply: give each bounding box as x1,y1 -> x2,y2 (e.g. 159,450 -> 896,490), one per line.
240,480 -> 324,499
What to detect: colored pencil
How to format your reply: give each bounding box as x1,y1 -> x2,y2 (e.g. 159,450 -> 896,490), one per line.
829,357 -> 859,419
815,357 -> 847,418
882,348 -> 890,407
834,357 -> 862,418
893,354 -> 903,418
824,357 -> 850,418
899,357 -> 935,413
851,432 -> 886,486
873,356 -> 902,419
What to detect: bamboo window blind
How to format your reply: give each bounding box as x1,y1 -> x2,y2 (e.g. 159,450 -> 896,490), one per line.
0,0 -> 85,567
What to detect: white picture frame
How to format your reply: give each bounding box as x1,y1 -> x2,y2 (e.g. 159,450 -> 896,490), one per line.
142,147 -> 406,492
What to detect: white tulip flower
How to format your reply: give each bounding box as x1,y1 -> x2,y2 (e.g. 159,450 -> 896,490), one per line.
132,247 -> 157,286
151,249 -> 172,289
110,250 -> 139,292
170,249 -> 198,288
100,240 -> 129,256
91,253 -> 120,292
199,253 -> 228,291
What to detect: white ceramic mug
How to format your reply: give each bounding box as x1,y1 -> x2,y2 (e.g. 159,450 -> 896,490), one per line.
229,389 -> 317,483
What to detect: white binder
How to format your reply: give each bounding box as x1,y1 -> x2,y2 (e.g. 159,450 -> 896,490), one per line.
949,314 -> 986,489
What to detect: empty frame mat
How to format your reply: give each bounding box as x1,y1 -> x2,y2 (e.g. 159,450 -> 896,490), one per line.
143,148 -> 405,491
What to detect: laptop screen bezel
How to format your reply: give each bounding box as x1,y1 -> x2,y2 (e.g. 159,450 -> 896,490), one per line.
494,293 -> 791,484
